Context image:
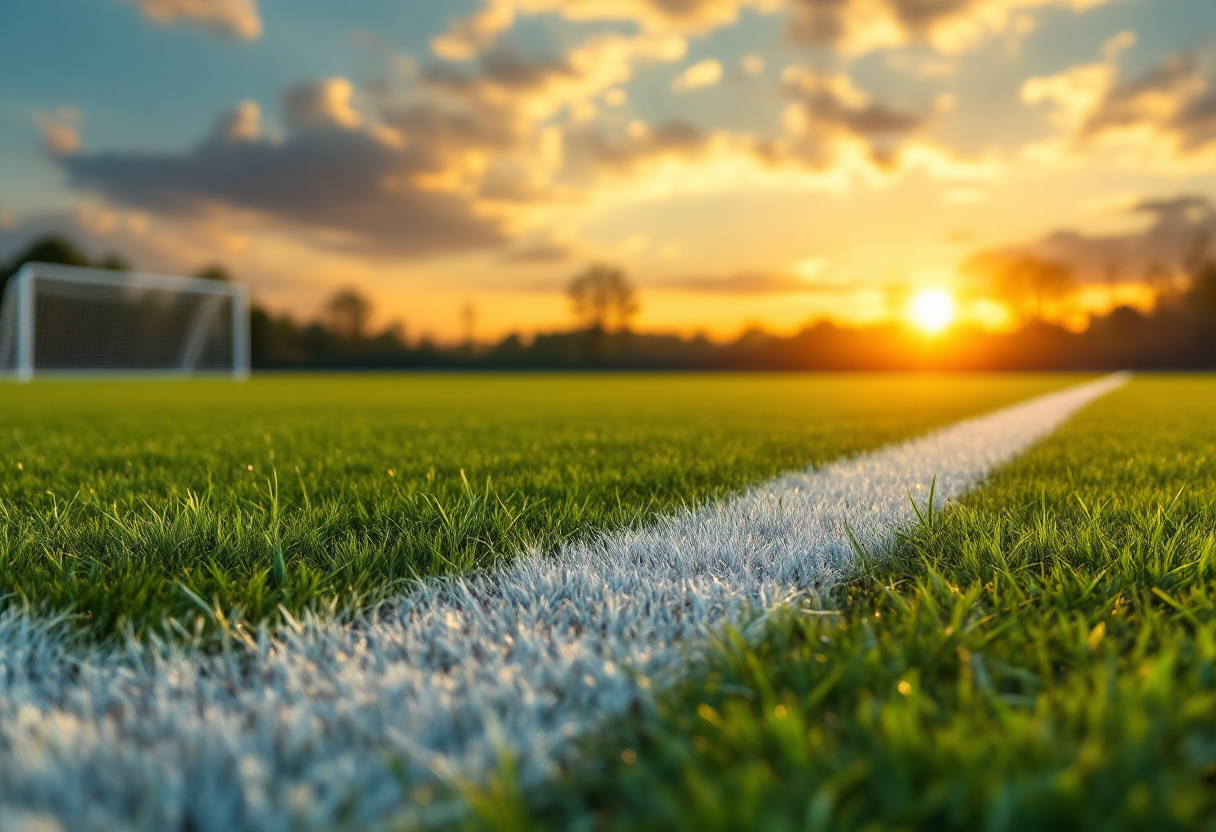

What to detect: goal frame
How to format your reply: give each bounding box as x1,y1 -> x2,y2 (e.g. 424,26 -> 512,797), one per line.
1,262 -> 251,381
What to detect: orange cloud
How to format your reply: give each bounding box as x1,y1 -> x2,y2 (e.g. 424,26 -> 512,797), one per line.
672,59 -> 723,92
122,0 -> 262,41
435,0 -> 1113,58
34,107 -> 83,156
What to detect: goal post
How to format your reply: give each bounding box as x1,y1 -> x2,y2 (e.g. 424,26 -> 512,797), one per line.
0,262 -> 250,380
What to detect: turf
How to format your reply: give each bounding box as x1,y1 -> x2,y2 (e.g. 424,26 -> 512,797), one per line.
495,375 -> 1216,832
0,373 -> 1072,642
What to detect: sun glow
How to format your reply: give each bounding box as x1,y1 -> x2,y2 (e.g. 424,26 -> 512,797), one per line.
908,289 -> 956,334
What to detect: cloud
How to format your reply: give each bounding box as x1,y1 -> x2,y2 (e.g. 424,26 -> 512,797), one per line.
215,100 -> 262,144
781,67 -> 925,138
46,27 -> 988,268
34,107 -> 84,156
672,59 -> 723,91
434,0 -> 1112,59
1022,40 -> 1216,171
567,67 -> 989,198
747,67 -> 940,175
500,237 -> 579,264
662,269 -> 846,294
432,0 -> 771,57
969,194 -> 1216,286
431,0 -> 517,59
564,119 -> 719,185
787,0 -> 1113,55
422,34 -> 686,125
282,78 -> 365,131
121,0 -> 262,41
59,83 -> 512,258
47,28 -> 695,261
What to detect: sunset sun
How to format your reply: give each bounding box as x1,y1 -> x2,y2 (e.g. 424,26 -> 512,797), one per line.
909,289 -> 957,334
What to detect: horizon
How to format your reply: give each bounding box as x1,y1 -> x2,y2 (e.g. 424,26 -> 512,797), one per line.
3,0 -> 1216,342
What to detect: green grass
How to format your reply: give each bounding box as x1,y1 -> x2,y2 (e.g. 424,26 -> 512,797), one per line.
0,373 -> 1071,642
494,376 -> 1216,832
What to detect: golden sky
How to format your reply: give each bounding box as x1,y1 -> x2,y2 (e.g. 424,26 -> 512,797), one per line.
2,0 -> 1216,340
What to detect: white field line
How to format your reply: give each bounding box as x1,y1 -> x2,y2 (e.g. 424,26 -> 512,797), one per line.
0,374 -> 1127,832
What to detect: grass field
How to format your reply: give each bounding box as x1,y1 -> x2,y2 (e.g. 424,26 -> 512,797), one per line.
9,372 -> 1215,832
493,376 -> 1216,832
0,374 -> 1074,642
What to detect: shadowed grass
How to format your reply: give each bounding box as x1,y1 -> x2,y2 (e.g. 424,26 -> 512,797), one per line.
490,376 -> 1216,832
0,373 -> 1072,642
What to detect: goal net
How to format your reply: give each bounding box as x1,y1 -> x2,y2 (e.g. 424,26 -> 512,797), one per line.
0,262 -> 250,380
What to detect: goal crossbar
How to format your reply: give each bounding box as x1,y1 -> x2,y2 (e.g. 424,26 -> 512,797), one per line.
0,262 -> 251,381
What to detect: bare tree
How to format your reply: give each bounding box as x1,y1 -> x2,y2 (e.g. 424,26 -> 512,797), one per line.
567,264 -> 639,332
1103,259 -> 1120,309
964,252 -> 1074,324
1182,230 -> 1213,284
1184,231 -> 1216,321
1145,261 -> 1176,307
460,300 -> 477,351
325,287 -> 373,342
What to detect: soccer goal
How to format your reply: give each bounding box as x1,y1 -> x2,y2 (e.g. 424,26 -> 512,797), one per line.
0,262 -> 250,380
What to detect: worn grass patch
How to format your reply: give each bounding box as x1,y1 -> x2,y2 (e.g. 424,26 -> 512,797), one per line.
495,376 -> 1216,832
0,373 -> 1070,641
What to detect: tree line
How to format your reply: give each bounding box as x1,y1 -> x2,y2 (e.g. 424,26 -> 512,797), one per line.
3,233 -> 1215,370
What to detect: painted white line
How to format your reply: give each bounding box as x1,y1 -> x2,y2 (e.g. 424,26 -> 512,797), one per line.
0,374 -> 1127,832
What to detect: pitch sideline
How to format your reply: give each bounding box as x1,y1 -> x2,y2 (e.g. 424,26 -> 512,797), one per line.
0,374 -> 1129,832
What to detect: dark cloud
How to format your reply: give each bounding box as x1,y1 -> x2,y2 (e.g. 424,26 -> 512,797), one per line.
1029,49 -> 1216,168
60,84 -> 511,258
1081,56 -> 1206,140
423,46 -> 577,96
748,68 -> 930,172
789,0 -> 975,46
783,68 -> 924,138
567,120 -> 712,177
971,195 -> 1216,285
281,78 -> 363,131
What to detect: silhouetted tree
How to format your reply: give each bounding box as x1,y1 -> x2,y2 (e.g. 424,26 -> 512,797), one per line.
0,234 -> 95,301
196,264 -> 233,282
567,264 -> 639,332
1145,261 -> 1176,307
1,235 -> 91,280
460,300 -> 477,353
1182,230 -> 1212,284
325,288 -> 373,342
965,252 -> 1074,324
1182,232 -> 1216,356
99,253 -> 130,271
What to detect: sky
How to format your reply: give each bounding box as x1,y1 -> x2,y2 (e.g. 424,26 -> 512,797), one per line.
2,0 -> 1216,341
